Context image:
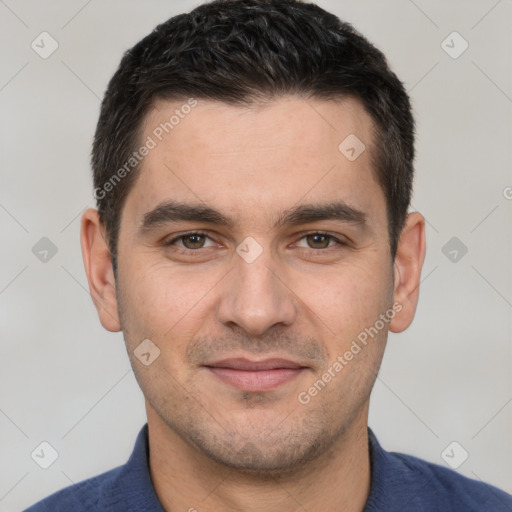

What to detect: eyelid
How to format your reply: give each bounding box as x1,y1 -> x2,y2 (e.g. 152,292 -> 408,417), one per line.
293,230 -> 346,249
164,230 -> 216,248
293,229 -> 350,245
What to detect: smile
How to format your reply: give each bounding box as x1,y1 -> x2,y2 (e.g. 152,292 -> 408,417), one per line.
203,358 -> 307,392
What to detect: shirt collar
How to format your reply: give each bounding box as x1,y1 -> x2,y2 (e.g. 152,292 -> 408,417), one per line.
109,423 -> 165,511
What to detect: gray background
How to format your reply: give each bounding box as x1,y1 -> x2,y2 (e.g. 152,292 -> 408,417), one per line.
1,0 -> 511,510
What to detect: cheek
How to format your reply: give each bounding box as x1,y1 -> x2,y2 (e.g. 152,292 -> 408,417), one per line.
293,257 -> 392,344
118,258 -> 220,349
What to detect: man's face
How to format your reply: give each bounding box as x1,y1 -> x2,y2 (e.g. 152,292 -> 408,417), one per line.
115,96 -> 394,472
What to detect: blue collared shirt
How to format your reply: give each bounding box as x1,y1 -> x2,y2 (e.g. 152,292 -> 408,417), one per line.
25,424 -> 512,511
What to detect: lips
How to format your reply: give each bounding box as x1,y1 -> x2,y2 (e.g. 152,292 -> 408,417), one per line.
203,358 -> 307,392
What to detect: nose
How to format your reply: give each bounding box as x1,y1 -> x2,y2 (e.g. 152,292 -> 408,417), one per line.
216,244 -> 298,337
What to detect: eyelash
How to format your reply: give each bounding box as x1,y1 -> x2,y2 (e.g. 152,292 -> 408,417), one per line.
164,230 -> 347,255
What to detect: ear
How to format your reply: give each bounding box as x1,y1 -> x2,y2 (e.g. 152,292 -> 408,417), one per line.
389,212 -> 426,333
80,208 -> 121,332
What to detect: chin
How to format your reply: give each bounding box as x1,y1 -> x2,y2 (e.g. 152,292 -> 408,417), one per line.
199,436 -> 327,476
179,409 -> 338,476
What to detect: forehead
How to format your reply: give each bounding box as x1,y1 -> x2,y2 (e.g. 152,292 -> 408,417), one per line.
144,95 -> 374,164
123,96 -> 386,233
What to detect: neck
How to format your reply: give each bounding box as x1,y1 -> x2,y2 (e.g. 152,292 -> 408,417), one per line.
147,404 -> 371,512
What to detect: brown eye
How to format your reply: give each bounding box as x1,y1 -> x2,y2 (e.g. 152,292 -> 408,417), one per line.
164,231 -> 215,252
294,232 -> 347,254
305,233 -> 333,249
181,233 -> 207,249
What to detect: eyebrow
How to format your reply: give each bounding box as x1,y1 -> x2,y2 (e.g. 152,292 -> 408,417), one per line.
138,199 -> 367,234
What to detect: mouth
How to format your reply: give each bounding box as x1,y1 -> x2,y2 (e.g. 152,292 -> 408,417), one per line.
202,358 -> 308,392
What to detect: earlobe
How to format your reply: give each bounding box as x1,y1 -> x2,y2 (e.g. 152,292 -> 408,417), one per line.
80,208 -> 122,332
389,212 -> 426,333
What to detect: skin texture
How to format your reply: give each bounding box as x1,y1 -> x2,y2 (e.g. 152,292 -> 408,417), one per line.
81,96 -> 426,511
